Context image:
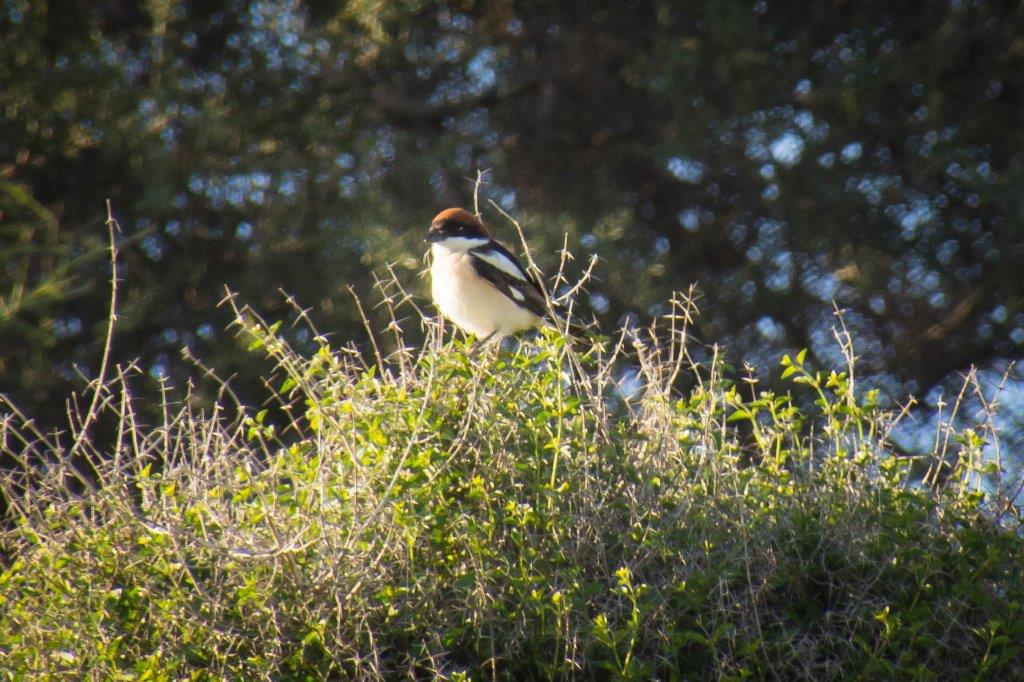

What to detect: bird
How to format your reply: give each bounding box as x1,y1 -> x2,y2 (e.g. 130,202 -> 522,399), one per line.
426,207 -> 547,340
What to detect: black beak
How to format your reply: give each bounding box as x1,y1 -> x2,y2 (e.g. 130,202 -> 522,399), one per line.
425,230 -> 444,243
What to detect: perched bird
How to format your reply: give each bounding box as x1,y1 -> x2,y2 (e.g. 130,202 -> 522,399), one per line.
426,207 -> 547,339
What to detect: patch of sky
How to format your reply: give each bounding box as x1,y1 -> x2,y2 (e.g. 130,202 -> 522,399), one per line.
278,170 -> 304,196
756,316 -> 784,341
851,173 -> 900,205
615,366 -> 643,400
729,223 -> 748,245
769,131 -> 804,167
338,175 -> 356,198
244,0 -> 313,72
929,291 -> 948,309
756,216 -> 785,239
466,47 -> 498,94
677,208 -> 700,232
149,357 -> 169,381
896,196 -> 937,240
744,127 -> 770,161
801,268 -> 840,301
793,110 -> 812,133
141,235 -> 164,261
667,156 -> 705,184
485,186 -> 516,211
840,142 -> 863,163
54,317 -> 82,339
766,266 -> 792,293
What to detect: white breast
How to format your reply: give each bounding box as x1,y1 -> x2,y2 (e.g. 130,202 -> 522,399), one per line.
430,245 -> 541,337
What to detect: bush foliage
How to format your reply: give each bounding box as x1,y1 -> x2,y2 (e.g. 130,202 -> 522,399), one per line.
1,293 -> 1022,679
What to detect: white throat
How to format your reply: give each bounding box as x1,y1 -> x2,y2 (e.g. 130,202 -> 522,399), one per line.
431,235 -> 490,253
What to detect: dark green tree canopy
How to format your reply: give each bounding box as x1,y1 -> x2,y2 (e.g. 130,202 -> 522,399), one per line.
1,0 -> 1022,425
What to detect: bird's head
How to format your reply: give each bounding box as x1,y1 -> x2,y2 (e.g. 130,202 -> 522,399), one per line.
426,207 -> 490,252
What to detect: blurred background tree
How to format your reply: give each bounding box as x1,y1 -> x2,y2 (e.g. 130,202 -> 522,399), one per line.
1,0 -> 1022,432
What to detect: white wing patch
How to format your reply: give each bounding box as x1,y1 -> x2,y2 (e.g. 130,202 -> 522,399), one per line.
509,287 -> 525,301
472,247 -> 529,282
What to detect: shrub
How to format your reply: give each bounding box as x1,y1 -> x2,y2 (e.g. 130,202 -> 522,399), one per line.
1,293 -> 1022,679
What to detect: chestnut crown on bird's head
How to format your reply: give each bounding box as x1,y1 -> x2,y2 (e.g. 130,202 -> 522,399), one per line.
426,207 -> 490,243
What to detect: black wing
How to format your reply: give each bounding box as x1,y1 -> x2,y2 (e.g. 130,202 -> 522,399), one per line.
468,242 -> 547,318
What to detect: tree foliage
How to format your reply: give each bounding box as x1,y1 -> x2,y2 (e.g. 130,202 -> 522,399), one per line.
1,0 -> 1022,424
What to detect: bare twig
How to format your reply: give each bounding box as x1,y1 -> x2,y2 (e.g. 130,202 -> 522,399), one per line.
68,200 -> 120,459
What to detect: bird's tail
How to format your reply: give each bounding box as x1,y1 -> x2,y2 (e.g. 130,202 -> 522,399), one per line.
542,308 -> 600,347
